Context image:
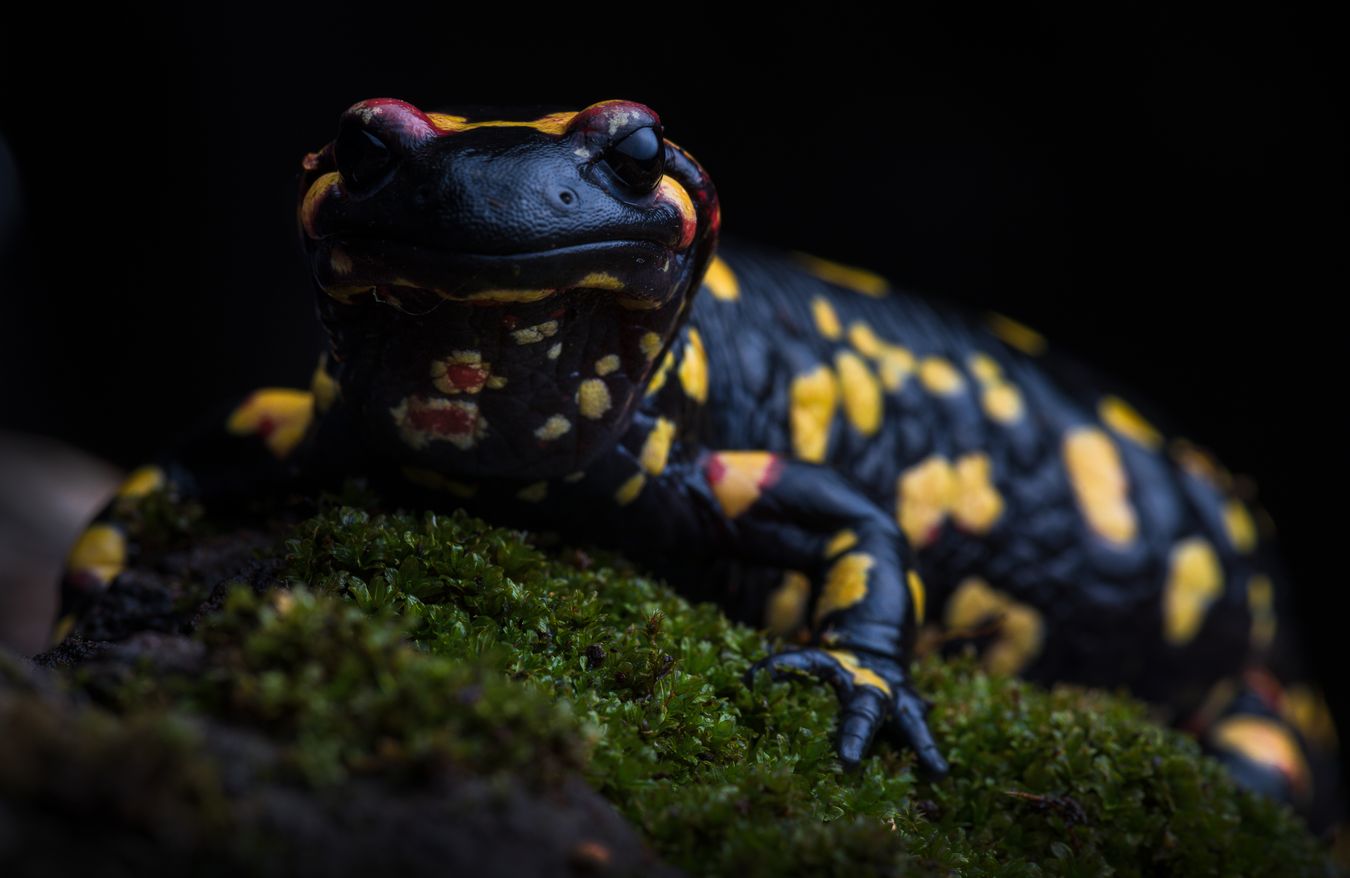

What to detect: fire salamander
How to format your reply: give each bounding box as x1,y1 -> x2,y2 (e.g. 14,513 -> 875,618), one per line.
58,98 -> 1342,832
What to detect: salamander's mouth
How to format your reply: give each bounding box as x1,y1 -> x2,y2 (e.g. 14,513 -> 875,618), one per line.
310,235 -> 678,311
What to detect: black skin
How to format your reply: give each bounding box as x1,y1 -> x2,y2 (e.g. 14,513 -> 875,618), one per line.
59,98 -> 1342,827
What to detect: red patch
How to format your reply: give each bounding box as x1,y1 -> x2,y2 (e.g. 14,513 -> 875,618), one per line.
758,455 -> 785,488
255,415 -> 277,438
705,453 -> 728,485
409,402 -> 475,437
444,365 -> 488,392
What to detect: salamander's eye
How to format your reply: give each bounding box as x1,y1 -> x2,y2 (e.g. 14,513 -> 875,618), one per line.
602,125 -> 664,193
335,125 -> 393,191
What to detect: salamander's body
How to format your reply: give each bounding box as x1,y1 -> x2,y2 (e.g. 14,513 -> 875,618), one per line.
58,98 -> 1341,832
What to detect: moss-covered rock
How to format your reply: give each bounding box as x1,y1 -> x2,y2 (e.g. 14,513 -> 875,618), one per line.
2,498 -> 1342,876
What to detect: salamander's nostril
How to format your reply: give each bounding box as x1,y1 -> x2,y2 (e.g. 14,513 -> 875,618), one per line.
334,123 -> 393,191
551,187 -> 580,210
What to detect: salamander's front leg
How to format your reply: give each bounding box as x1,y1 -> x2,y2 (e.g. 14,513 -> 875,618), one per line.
701,451 -> 947,777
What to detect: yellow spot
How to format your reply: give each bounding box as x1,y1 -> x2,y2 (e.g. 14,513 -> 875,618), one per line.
951,453 -> 1004,534
614,472 -> 646,506
461,288 -> 555,304
516,482 -> 548,503
1063,427 -> 1137,546
426,111 -> 577,135
1209,715 -> 1311,800
534,415 -> 572,441
876,347 -> 916,392
945,577 -> 1044,676
639,331 -> 663,361
577,272 -> 625,290
833,351 -> 882,436
638,418 -> 676,475
576,379 -> 613,419
117,465 -> 165,499
300,171 -> 341,238
789,365 -> 838,462
811,296 -> 842,340
546,343 -> 563,360
1099,395 -> 1162,450
847,322 -> 884,358
968,353 -> 1002,383
981,383 -> 1024,424
1163,537 -> 1223,646
795,253 -> 890,297
510,320 -> 559,345
594,354 -> 620,376
1283,685 -> 1339,750
918,357 -> 965,395
896,456 -> 955,547
703,256 -> 740,301
1224,500 -> 1257,553
824,529 -> 859,557
678,328 -> 708,402
824,650 -> 893,694
987,312 -> 1047,355
486,376 -> 508,389
1247,573 -> 1278,651
1171,439 -> 1234,491
907,570 -> 927,625
67,524 -> 127,587
310,357 -> 340,413
765,571 -> 811,637
645,350 -> 675,397
400,467 -> 477,498
227,389 -> 314,458
708,451 -> 779,519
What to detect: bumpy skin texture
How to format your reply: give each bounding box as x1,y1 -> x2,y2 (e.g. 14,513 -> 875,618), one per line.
60,98 -> 1342,831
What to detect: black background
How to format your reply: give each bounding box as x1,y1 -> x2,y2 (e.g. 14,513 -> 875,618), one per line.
2,4 -> 1345,773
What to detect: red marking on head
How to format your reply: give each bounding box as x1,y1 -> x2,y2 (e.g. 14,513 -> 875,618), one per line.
409,402 -> 476,437
569,100 -> 662,137
444,365 -> 488,393
343,99 -> 438,150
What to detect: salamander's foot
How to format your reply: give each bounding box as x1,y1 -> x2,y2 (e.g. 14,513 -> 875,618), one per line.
749,647 -> 948,778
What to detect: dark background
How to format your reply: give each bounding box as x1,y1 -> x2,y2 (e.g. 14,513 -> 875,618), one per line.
2,3 -> 1345,771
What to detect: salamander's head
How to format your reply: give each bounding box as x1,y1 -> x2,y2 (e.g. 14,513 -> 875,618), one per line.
298,98 -> 718,481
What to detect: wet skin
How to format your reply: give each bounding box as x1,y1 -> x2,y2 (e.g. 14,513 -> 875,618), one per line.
60,98 -> 1342,827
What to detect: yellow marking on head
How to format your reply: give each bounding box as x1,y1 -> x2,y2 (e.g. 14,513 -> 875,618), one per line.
1224,500 -> 1257,553
516,482 -> 548,503
811,296 -> 843,340
510,320 -> 560,344
969,353 -> 1003,384
824,529 -> 859,557
707,451 -> 779,518
639,331 -> 663,361
1162,537 -> 1223,645
300,172 -> 341,238
847,322 -> 884,358
1283,685 -> 1339,750
876,348 -> 916,392
789,365 -> 839,462
918,357 -> 965,395
951,453 -> 1004,534
981,382 -> 1024,424
645,349 -> 675,396
703,256 -> 740,301
226,389 -> 315,458
577,272 -> 625,291
987,312 -> 1047,355
1062,427 -> 1137,546
656,175 -> 697,246
546,343 -> 562,360
677,328 -> 709,403
67,523 -> 127,587
1247,573 -> 1277,651
945,577 -> 1044,676
832,351 -> 882,436
1209,715 -> 1311,801
595,354 -> 621,376
117,465 -> 165,499
534,414 -> 572,442
577,379 -> 613,419
461,288 -> 555,303
426,111 -> 578,135
896,455 -> 955,547
1098,395 -> 1162,450
638,417 -> 676,475
824,650 -> 893,694
400,467 -> 477,498
765,571 -> 811,637
310,357 -> 340,413
794,253 -> 889,297
907,570 -> 927,625
614,472 -> 646,506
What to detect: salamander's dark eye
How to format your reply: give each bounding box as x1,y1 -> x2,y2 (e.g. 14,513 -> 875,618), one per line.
335,125 -> 392,190
603,126 -> 664,193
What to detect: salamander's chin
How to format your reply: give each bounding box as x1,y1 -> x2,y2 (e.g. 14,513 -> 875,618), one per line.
311,237 -> 682,310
